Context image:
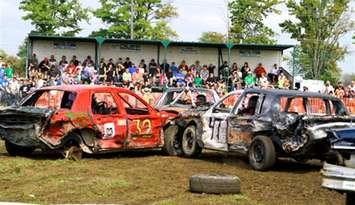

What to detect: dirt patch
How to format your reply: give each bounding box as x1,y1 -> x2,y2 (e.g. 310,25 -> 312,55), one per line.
0,142 -> 344,205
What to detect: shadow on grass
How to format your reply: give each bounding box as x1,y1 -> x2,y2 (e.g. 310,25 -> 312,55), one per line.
196,151 -> 322,173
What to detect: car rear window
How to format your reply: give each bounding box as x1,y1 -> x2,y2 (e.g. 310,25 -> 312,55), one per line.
22,90 -> 77,109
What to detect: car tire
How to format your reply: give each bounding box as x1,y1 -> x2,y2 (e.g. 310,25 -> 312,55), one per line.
189,173 -> 241,194
182,125 -> 202,157
248,135 -> 276,171
5,140 -> 35,156
162,125 -> 182,156
63,145 -> 83,161
346,192 -> 355,205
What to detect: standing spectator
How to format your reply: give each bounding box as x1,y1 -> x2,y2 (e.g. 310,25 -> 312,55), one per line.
83,56 -> 94,66
148,59 -> 158,82
107,58 -> 115,69
70,55 -> 79,66
219,61 -> 228,79
128,63 -> 137,75
4,64 -> 14,80
49,55 -> 57,67
178,60 -> 188,72
208,64 -> 215,74
270,64 -> 279,83
254,63 -> 267,80
241,62 -> 250,80
139,59 -> 147,73
200,65 -> 209,84
0,63 -> 5,86
123,57 -> 132,68
30,53 -> 38,68
335,82 -> 345,98
324,81 -> 334,95
160,59 -> 171,79
277,71 -> 287,89
105,64 -> 116,84
195,60 -> 202,74
38,57 -> 50,77
98,58 -> 107,82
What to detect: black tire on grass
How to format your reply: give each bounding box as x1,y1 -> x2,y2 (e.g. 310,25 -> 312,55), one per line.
189,173 -> 241,194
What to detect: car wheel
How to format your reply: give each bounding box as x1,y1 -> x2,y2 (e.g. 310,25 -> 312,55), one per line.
248,135 -> 276,171
5,140 -> 35,157
162,125 -> 182,156
182,125 -> 202,157
189,173 -> 241,194
64,145 -> 82,161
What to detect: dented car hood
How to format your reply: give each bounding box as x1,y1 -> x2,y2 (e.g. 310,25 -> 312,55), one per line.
0,106 -> 54,147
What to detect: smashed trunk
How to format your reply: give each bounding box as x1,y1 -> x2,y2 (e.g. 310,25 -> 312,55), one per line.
0,107 -> 53,147
273,113 -> 355,154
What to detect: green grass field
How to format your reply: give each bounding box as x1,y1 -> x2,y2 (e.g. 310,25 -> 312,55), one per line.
0,142 -> 344,205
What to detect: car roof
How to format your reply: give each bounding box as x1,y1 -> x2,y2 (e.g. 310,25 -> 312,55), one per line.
243,88 -> 340,100
38,85 -> 130,93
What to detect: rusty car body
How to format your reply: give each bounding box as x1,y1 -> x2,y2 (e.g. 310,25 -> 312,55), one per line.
154,87 -> 220,155
0,85 -> 175,159
164,88 -> 355,170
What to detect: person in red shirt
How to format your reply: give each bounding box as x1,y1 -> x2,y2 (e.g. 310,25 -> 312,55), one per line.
254,63 -> 267,80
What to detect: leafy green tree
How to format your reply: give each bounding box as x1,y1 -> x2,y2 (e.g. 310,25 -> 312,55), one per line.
280,0 -> 354,83
92,0 -> 178,40
20,0 -> 89,36
0,49 -> 26,76
199,32 -> 226,43
228,0 -> 281,44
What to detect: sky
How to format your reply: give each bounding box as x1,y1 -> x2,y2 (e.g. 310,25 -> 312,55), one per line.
0,0 -> 354,74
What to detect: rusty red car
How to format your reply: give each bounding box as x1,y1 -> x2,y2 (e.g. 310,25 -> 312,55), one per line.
0,85 -> 174,159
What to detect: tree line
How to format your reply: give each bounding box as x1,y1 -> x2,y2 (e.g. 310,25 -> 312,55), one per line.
4,0 -> 355,82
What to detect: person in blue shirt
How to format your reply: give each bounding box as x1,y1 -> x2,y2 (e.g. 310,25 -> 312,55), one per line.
128,63 -> 137,74
0,64 -> 5,87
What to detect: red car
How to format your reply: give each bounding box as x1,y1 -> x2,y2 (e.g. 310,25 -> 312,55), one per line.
0,85 -> 173,159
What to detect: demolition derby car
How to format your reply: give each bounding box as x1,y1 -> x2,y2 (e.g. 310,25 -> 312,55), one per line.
0,85 -> 176,159
163,88 -> 355,170
322,127 -> 355,205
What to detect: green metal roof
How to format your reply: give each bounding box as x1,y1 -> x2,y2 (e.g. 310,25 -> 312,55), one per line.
28,34 -> 294,50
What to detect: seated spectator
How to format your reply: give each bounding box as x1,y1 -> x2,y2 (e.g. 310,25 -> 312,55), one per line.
194,73 -> 202,88
132,68 -> 143,84
277,71 -> 287,89
254,63 -> 267,80
244,71 -> 255,88
122,68 -> 132,85
98,58 -> 107,82
148,59 -> 158,80
139,59 -> 147,73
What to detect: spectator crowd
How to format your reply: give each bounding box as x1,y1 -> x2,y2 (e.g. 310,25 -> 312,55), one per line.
0,53 -> 354,100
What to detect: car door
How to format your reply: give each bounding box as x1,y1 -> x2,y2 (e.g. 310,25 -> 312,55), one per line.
117,91 -> 161,149
202,93 -> 241,151
90,92 -> 127,150
227,92 -> 265,154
